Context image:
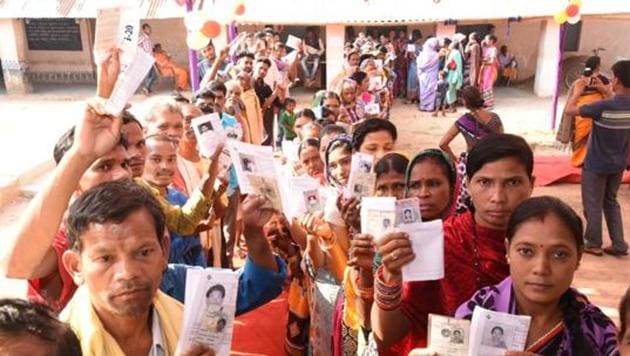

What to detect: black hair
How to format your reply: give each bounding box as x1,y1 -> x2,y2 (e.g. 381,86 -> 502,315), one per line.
350,71 -> 368,85
194,87 -> 216,101
507,196 -> 583,248
358,54 -> 374,65
142,23 -> 150,30
352,118 -> 398,151
490,326 -> 504,334
584,56 -> 600,70
487,34 -> 498,43
620,286 -> 630,342
374,153 -> 409,180
442,37 -> 452,46
208,80 -> 227,96
284,97 -> 296,106
66,180 -> 166,251
298,138 -> 320,158
0,298 -> 81,356
320,124 -> 347,139
295,108 -> 316,122
122,110 -> 143,129
507,196 -> 591,356
53,126 -> 128,165
256,58 -> 272,68
466,134 -> 533,180
462,86 -> 485,109
205,284 -> 226,299
612,60 -> 630,88
411,29 -> 422,41
237,51 -> 255,60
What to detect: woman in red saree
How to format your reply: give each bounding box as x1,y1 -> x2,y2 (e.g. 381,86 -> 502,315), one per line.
371,134 -> 535,355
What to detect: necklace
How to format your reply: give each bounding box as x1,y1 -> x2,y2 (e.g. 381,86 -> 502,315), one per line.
470,218 -> 483,287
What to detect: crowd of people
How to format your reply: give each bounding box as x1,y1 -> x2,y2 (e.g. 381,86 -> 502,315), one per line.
0,23 -> 629,356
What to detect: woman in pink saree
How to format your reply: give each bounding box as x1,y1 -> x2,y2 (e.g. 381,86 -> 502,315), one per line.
478,35 -> 498,109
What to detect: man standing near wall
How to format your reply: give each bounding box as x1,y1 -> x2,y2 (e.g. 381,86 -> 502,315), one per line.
566,59 -> 630,257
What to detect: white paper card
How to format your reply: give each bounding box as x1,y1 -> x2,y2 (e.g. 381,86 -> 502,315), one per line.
178,268 -> 239,356
286,35 -> 303,49
94,6 -> 140,66
346,153 -> 376,199
360,197 -> 396,241
407,44 -> 416,52
468,307 -> 531,356
364,102 -> 381,115
427,314 -> 470,356
192,114 -> 225,156
281,140 -> 299,163
104,49 -> 155,116
228,141 -> 275,194
399,219 -> 444,282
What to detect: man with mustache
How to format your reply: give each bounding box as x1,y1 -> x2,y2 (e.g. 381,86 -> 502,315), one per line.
60,179 -> 283,355
141,134 -> 206,266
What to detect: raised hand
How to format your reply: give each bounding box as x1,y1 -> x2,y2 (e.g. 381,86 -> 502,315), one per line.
348,233 -> 375,270
200,143 -> 225,196
376,232 -> 415,283
299,211 -> 332,239
97,48 -> 121,99
72,99 -> 123,162
241,195 -> 274,229
338,196 -> 360,230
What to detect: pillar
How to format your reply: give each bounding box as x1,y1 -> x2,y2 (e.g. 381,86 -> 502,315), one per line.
0,20 -> 32,94
325,24 -> 345,90
534,20 -> 560,97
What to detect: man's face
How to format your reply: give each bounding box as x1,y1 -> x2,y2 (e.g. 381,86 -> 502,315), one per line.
145,109 -> 184,143
201,44 -> 215,60
181,104 -> 203,141
348,53 -> 360,67
468,157 -> 534,230
78,146 -> 131,193
143,25 -> 152,36
143,139 -> 177,188
65,209 -> 167,318
238,73 -> 252,91
211,90 -> 226,113
122,122 -> 147,178
238,56 -> 254,73
254,61 -> 269,80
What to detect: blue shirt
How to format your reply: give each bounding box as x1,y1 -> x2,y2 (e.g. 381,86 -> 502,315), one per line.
160,255 -> 287,315
579,94 -> 630,173
165,187 -> 206,267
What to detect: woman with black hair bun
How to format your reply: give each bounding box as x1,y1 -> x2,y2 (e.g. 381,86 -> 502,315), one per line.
439,85 -> 503,213
455,196 -> 619,355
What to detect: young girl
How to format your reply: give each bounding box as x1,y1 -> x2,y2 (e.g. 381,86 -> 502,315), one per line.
432,71 -> 449,117
456,196 -> 619,355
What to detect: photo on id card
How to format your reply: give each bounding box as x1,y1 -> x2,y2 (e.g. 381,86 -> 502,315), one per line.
427,314 -> 469,356
179,269 -> 239,356
249,174 -> 283,211
303,188 -> 322,213
346,153 -> 375,198
395,198 -> 421,226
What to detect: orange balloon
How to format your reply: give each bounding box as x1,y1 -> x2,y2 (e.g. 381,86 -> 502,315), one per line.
565,4 -> 580,18
235,3 -> 246,16
201,20 -> 221,38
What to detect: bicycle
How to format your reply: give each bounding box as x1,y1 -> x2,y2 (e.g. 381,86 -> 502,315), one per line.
562,47 -> 606,90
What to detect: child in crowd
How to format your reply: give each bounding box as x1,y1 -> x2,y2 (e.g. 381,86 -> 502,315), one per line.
433,70 -> 449,117
280,97 -> 298,141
